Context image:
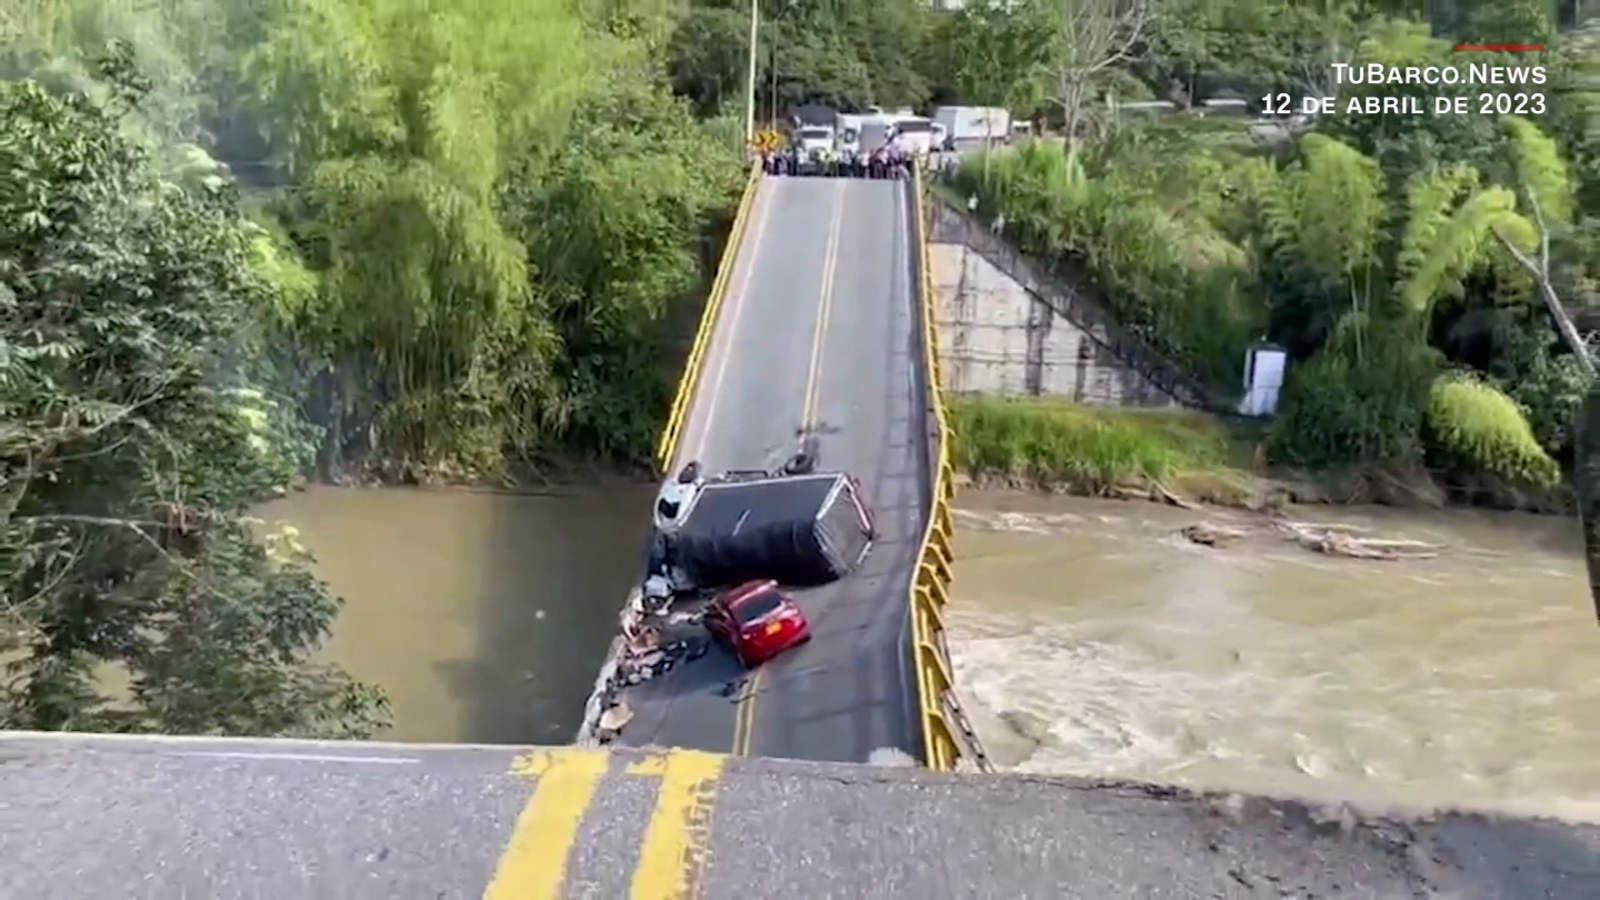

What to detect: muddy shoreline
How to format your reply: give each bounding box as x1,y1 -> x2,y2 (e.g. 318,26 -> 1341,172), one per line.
954,466 -> 1578,517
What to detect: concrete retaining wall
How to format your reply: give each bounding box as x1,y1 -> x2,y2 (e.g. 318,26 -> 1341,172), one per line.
927,198 -> 1213,410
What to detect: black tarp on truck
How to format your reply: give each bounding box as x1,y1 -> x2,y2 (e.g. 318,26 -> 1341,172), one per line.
670,471 -> 874,589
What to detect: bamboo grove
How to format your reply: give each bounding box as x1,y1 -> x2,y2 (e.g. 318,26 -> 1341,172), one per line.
0,0 -> 745,735
1,0 -> 1595,735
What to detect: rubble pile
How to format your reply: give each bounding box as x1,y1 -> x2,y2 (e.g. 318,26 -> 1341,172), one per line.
589,453 -> 866,744
591,506 -> 715,743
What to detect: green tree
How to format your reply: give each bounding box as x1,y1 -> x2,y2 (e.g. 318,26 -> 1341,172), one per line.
666,5 -> 750,117
227,0 -> 742,474
1034,0 -> 1152,146
1138,0 -> 1372,106
952,138 -> 1261,392
509,66 -> 745,459
1314,18 -> 1506,177
1492,115 -> 1593,371
666,0 -> 935,117
0,66 -> 387,735
236,0 -> 591,473
1261,133 -> 1560,482
941,0 -> 1053,118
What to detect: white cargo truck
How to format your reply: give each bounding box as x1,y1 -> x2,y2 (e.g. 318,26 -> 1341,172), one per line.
931,105 -> 1012,151
887,116 -> 937,156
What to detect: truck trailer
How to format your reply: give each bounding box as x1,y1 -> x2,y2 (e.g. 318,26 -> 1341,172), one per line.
668,471 -> 875,589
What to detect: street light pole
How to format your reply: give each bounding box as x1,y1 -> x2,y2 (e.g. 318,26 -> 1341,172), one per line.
744,0 -> 760,145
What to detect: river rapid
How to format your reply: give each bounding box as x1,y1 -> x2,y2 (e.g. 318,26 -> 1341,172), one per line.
947,491 -> 1600,813
261,483 -> 1600,813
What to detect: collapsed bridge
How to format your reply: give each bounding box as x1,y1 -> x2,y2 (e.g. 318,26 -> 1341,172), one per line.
585,166 -> 981,769
9,167 -> 1598,900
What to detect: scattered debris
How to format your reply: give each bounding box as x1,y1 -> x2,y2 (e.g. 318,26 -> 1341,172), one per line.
1102,481 -> 1203,508
1154,481 -> 1199,510
1180,522 -> 1247,547
867,747 -> 918,767
596,701 -> 633,743
666,609 -> 703,626
594,578 -> 716,734
624,619 -> 659,655
590,451 -> 852,740
1272,520 -> 1442,560
1179,517 -> 1443,561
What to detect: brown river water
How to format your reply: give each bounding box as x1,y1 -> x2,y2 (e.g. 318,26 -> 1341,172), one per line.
261,483 -> 1600,810
256,482 -> 652,744
948,491 -> 1600,811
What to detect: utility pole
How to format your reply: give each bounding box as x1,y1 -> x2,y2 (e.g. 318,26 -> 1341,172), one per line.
745,0 -> 760,145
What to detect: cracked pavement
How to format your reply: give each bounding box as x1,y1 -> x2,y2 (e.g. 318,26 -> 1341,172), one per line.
3,733 -> 1599,898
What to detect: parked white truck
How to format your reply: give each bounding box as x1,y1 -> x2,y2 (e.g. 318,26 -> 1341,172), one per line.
931,105 -> 1012,151
887,116 -> 938,156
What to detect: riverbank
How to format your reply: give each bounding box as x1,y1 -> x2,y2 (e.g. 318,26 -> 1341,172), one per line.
947,396 -> 1574,514
323,452 -> 656,492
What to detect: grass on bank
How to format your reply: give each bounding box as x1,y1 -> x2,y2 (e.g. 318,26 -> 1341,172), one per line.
947,395 -> 1259,504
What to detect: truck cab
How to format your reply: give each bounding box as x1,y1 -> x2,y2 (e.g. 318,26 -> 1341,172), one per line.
888,117 -> 936,156
796,124 -> 838,152
794,125 -> 835,162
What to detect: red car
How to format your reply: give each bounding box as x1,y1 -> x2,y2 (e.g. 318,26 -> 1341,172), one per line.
705,579 -> 811,668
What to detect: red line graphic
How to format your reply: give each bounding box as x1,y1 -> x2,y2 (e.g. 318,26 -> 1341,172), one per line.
1454,43 -> 1545,52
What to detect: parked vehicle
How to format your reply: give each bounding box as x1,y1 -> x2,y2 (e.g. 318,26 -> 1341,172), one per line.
888,117 -> 936,156
704,579 -> 811,668
930,105 -> 1012,151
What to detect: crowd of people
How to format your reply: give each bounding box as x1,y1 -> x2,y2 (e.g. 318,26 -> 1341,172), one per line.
758,141 -> 915,178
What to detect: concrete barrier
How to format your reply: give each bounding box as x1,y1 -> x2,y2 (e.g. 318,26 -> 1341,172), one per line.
654,165 -> 762,471
907,165 -> 991,772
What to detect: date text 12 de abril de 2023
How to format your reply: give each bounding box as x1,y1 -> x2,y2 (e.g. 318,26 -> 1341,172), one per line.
1262,63 -> 1548,117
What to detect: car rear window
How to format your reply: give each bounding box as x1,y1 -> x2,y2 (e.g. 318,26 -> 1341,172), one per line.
895,120 -> 932,132
799,128 -> 831,140
732,590 -> 784,624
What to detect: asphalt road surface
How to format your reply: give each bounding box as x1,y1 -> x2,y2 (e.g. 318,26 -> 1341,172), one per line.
4,734 -> 1598,899
616,175 -> 928,765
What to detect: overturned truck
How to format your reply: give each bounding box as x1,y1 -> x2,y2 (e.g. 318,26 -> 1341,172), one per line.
671,472 -> 875,589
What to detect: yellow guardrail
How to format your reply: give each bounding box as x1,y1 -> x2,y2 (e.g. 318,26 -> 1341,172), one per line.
907,165 -> 990,773
655,164 -> 761,471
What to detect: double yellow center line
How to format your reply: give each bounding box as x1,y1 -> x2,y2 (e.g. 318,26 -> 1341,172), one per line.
484,184 -> 855,900
485,748 -> 728,900
728,179 -> 848,760
801,182 -> 848,431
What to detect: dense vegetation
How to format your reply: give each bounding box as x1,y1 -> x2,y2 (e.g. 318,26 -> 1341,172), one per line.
0,0 -> 743,735
950,396 -> 1253,502
938,0 -> 1599,501
3,0 -> 1594,734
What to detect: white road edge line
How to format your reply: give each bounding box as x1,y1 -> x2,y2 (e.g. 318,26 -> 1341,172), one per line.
685,176 -> 779,467
171,751 -> 423,765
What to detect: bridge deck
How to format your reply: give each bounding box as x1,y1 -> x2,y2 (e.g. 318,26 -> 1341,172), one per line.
4,732 -> 1597,899
615,175 -> 927,763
